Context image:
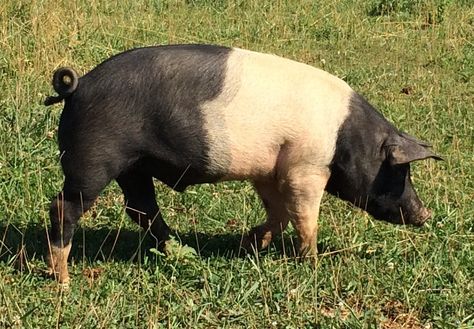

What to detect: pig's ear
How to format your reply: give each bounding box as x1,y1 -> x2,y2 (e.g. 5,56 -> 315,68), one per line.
386,132 -> 443,165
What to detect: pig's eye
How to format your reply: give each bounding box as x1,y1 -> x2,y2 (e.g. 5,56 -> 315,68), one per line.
372,163 -> 407,197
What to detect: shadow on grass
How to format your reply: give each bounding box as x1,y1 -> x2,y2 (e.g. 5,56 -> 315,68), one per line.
0,221 -> 335,270
0,222 -> 245,262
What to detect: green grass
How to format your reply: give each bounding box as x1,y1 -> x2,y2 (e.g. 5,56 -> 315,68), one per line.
1,0 -> 473,327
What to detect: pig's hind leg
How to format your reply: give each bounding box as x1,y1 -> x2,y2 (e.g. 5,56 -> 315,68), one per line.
243,180 -> 290,252
116,170 -> 171,251
48,169 -> 112,284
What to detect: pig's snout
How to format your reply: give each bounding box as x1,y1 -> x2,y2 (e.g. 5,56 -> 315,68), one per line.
411,207 -> 432,226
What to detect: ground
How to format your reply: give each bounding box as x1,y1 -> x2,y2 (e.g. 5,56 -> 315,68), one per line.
0,0 -> 473,327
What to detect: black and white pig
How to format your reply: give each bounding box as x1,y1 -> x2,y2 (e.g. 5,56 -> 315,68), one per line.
44,44 -> 441,283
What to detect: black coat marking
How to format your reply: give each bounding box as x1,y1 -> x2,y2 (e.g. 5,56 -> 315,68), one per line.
59,44 -> 232,193
325,92 -> 426,224
326,92 -> 390,201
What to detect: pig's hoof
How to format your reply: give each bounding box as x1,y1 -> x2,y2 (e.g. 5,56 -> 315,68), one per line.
46,244 -> 72,284
241,226 -> 273,253
297,244 -> 318,262
46,255 -> 70,284
46,267 -> 71,285
58,281 -> 71,290
155,236 -> 173,256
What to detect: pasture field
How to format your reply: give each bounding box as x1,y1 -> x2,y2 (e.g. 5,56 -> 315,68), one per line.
1,0 -> 473,327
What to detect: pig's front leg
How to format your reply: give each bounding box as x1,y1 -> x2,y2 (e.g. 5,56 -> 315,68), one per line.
280,166 -> 330,257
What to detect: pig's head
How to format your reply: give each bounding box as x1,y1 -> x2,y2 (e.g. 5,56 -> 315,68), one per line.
326,94 -> 442,226
364,132 -> 442,226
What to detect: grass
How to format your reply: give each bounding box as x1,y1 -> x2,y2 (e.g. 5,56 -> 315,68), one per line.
0,0 -> 473,327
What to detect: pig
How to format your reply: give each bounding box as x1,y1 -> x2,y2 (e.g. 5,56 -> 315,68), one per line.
44,44 -> 441,283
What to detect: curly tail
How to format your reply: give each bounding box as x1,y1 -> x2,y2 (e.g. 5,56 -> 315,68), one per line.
44,67 -> 79,106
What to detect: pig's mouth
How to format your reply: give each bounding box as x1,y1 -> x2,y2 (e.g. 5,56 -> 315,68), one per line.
366,197 -> 432,226
393,206 -> 432,226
